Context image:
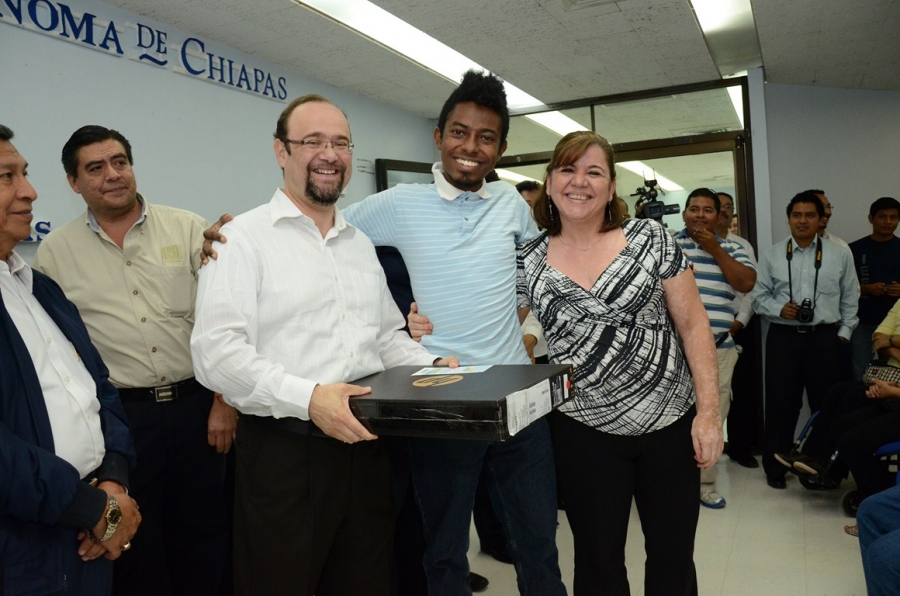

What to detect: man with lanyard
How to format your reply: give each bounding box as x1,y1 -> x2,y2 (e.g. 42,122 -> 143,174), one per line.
675,188 -> 756,508
751,190 -> 859,489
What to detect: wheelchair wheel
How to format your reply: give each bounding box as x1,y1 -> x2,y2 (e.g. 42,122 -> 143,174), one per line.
843,490 -> 860,517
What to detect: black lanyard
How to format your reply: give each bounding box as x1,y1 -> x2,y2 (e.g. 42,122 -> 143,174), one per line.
786,236 -> 822,307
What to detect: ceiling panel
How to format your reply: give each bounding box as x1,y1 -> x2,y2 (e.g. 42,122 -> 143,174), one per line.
101,0 -> 900,121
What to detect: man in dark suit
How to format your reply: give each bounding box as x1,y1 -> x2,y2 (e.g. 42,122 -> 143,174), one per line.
0,124 -> 140,595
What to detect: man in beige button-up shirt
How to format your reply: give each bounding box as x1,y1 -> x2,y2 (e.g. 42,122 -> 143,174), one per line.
33,125 -> 234,596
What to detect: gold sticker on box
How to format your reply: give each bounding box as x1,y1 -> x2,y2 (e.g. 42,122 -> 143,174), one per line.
413,375 -> 464,387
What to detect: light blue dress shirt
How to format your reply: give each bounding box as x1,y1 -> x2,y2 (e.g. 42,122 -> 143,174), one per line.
751,235 -> 859,340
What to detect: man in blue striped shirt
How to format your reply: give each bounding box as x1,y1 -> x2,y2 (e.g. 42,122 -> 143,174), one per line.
343,71 -> 566,596
675,188 -> 757,509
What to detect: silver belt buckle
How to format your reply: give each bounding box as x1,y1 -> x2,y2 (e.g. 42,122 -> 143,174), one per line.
154,386 -> 175,402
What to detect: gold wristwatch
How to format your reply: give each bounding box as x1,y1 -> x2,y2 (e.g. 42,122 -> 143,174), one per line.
99,494 -> 123,542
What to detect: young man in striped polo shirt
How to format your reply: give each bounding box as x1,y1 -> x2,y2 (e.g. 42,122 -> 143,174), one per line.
675,188 -> 757,509
342,70 -> 566,595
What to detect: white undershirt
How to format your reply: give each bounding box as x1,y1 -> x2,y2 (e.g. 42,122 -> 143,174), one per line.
0,251 -> 105,478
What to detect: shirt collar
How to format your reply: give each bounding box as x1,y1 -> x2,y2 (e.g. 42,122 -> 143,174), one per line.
86,194 -> 147,233
790,235 -> 818,251
432,162 -> 493,201
271,188 -> 349,236
0,250 -> 32,292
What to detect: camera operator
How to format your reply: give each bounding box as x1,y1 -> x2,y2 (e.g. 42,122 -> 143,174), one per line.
751,191 -> 860,489
632,179 -> 679,223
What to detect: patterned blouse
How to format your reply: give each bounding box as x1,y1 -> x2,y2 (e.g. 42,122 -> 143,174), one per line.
517,218 -> 696,436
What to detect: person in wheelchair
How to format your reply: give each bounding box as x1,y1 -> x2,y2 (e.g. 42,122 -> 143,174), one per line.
775,298 -> 900,488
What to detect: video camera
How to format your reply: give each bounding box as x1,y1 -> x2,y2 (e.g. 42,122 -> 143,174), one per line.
631,178 -> 680,223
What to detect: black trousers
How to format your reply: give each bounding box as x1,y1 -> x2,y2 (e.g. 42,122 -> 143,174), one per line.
839,410 -> 900,502
800,381 -> 869,476
550,409 -> 699,596
112,387 -> 227,596
726,324 -> 760,459
234,416 -> 393,596
387,436 -> 427,596
763,324 -> 843,478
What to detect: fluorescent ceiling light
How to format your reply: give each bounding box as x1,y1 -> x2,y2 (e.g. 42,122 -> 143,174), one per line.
295,0 -> 685,193
618,161 -> 684,192
691,0 -> 751,32
524,112 -> 589,137
689,0 -> 762,77
495,169 -> 537,184
292,0 -> 545,112
726,84 -> 744,128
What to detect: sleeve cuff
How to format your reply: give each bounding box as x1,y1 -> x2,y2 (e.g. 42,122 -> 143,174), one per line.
272,375 -> 318,420
57,482 -> 107,530
94,452 -> 131,490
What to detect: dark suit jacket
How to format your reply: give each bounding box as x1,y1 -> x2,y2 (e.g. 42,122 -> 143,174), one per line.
0,267 -> 136,594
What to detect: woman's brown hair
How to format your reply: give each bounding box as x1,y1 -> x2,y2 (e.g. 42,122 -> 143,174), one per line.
532,131 -> 624,235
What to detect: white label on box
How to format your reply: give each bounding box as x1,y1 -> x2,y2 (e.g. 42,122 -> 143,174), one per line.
506,378 -> 553,436
411,365 -> 493,376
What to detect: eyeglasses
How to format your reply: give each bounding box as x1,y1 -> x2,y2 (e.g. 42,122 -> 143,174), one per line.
281,137 -> 354,154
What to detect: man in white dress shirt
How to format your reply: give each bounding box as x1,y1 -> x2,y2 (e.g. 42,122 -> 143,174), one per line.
190,95 -> 456,596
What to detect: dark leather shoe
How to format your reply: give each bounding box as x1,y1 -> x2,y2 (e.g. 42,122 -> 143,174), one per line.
730,453 -> 760,468
469,572 -> 489,593
481,545 -> 514,565
799,474 -> 840,490
767,475 -> 787,489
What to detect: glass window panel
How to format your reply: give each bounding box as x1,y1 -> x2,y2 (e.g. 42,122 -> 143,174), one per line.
620,151 -> 736,231
506,85 -> 743,154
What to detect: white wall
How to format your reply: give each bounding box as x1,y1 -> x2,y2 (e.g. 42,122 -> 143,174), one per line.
1,0 -> 437,261
763,83 -> 900,245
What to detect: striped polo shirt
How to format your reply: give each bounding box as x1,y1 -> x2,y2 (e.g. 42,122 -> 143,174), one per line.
674,229 -> 756,350
342,163 -> 538,365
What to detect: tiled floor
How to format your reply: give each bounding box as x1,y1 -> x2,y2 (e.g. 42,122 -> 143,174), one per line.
467,456 -> 867,595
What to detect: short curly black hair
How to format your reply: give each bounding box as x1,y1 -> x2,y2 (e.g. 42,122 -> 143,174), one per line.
436,70 -> 510,146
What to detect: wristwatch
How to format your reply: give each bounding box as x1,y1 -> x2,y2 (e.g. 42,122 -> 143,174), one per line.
99,494 -> 122,542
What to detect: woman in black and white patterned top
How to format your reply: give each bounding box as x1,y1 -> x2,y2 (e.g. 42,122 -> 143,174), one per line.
517,131 -> 722,596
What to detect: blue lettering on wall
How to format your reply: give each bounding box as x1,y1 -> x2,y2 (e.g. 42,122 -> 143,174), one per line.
25,220 -> 52,242
181,36 -> 206,75
136,22 -> 167,65
59,4 -> 94,44
98,19 -> 121,53
1,0 -> 288,101
0,0 -> 25,23
28,0 -> 58,31
235,64 -> 250,90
